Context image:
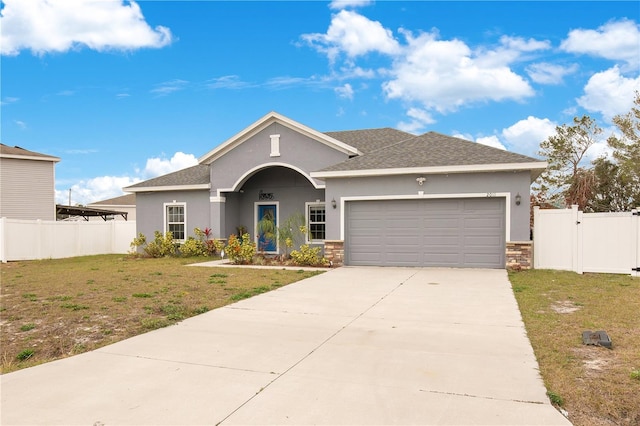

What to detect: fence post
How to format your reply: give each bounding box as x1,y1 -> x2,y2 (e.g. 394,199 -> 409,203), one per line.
632,208 -> 639,278
0,217 -> 6,263
569,205 -> 582,274
533,206 -> 540,269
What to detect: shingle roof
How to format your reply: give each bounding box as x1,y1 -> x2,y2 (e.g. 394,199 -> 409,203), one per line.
0,143 -> 60,161
324,128 -> 414,153
318,131 -> 543,172
89,193 -> 136,206
125,165 -> 210,190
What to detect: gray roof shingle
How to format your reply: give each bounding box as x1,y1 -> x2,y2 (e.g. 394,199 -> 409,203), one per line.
324,128 -> 414,153
89,193 -> 136,206
318,131 -> 543,172
0,143 -> 60,161
125,165 -> 209,190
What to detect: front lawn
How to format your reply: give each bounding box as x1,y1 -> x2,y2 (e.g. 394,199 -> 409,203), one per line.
0,255 -> 322,373
509,269 -> 640,426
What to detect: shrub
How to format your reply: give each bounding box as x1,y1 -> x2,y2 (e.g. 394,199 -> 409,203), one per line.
130,233 -> 147,254
225,233 -> 256,264
130,231 -> 177,258
180,237 -> 207,257
16,349 -> 35,361
290,244 -> 327,267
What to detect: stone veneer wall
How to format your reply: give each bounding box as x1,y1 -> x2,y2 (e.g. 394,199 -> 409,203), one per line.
324,240 -> 344,266
506,241 -> 533,270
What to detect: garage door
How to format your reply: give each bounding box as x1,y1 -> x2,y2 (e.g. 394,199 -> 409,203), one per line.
345,198 -> 505,268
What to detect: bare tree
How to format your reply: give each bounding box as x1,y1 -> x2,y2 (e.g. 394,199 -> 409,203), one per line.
537,115 -> 602,208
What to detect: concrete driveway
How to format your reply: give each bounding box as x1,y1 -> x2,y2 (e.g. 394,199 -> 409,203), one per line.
1,267 -> 570,425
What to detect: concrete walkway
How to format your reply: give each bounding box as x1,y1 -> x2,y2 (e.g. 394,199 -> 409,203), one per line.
1,267 -> 571,425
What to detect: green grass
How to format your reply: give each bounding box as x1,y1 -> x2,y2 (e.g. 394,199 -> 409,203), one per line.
0,255 -> 322,373
509,269 -> 640,426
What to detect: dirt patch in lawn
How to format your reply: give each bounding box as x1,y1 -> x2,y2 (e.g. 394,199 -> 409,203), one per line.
551,300 -> 582,314
0,255 -> 323,373
509,270 -> 640,426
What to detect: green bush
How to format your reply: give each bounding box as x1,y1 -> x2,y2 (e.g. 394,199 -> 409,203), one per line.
225,233 -> 256,264
290,244 -> 327,267
130,231 -> 178,258
180,237 -> 207,257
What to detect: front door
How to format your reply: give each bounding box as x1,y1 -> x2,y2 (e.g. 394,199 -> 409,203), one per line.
256,203 -> 278,252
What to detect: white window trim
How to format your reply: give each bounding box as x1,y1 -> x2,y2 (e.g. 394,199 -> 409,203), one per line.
305,201 -> 326,244
163,201 -> 187,242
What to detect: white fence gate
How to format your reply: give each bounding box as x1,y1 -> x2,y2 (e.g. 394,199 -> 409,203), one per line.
0,218 -> 137,262
533,206 -> 640,277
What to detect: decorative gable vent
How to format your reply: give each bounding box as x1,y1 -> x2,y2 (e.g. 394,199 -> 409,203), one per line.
270,134 -> 280,157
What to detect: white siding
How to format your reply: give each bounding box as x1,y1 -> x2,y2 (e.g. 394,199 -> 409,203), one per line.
0,158 -> 56,220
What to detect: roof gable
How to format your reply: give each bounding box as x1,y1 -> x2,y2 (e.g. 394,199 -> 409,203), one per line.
124,164 -> 210,192
312,131 -> 547,179
89,193 -> 136,206
0,143 -> 61,162
199,111 -> 360,164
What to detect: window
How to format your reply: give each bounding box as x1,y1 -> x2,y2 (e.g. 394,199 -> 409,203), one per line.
306,203 -> 326,242
164,203 -> 186,241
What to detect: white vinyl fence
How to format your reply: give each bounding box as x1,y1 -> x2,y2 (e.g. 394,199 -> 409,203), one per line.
0,218 -> 137,262
533,206 -> 640,277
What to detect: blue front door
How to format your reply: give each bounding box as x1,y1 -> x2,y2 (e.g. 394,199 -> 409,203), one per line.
257,204 -> 277,252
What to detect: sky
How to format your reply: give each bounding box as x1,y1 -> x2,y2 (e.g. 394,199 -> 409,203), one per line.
1,0 -> 639,206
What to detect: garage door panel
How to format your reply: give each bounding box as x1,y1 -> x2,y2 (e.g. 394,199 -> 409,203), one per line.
422,253 -> 462,266
387,219 -> 422,230
464,235 -> 502,246
464,254 -> 503,268
346,198 -> 506,268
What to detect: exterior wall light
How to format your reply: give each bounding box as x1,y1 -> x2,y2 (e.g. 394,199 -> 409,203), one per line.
416,177 -> 426,186
515,193 -> 522,206
331,198 -> 337,209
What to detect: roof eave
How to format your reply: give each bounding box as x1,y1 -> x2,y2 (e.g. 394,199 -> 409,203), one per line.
0,153 -> 61,162
124,184 -> 211,193
198,111 -> 361,164
311,162 -> 548,180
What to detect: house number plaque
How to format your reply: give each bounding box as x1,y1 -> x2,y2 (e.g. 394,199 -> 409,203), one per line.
258,190 -> 274,200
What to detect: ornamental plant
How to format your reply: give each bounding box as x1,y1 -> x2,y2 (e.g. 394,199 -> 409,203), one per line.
225,233 -> 256,264
130,231 -> 177,258
290,244 -> 327,267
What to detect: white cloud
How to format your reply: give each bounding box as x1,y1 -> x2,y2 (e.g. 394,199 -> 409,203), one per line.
14,120 -> 27,130
396,107 -> 435,133
206,75 -> 254,90
56,151 -> 199,205
150,79 -> 189,96
476,136 -> 506,150
57,175 -> 141,205
526,62 -> 579,85
1,0 -> 172,56
1,97 -> 20,106
329,0 -> 373,10
140,152 -> 198,179
560,19 -> 640,69
383,30 -> 535,113
301,10 -> 400,62
335,83 -> 354,99
576,66 -> 640,121
502,116 -> 557,157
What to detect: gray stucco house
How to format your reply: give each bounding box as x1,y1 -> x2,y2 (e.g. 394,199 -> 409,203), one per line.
125,112 -> 546,269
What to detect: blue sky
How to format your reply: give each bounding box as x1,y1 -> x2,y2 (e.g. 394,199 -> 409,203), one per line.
1,0 -> 639,205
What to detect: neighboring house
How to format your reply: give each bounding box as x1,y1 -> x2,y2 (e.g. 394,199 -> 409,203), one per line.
87,194 -> 136,221
0,143 -> 61,220
125,112 -> 546,269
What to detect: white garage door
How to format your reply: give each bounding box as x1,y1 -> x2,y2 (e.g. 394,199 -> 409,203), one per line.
345,198 -> 506,268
